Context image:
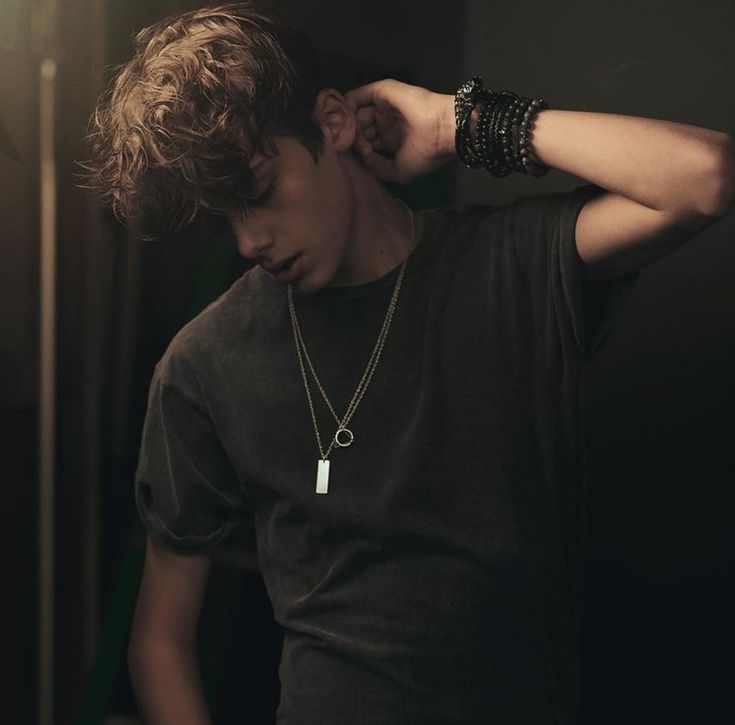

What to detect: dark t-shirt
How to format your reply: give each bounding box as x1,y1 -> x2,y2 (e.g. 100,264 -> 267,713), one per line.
134,183 -> 640,725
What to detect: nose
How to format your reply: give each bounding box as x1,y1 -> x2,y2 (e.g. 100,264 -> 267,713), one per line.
228,214 -> 273,261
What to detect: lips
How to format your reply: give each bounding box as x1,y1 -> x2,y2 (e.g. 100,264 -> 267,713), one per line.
265,253 -> 299,273
273,253 -> 303,283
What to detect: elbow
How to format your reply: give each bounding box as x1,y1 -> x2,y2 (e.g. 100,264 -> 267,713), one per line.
126,637 -> 199,693
127,638 -> 147,674
698,133 -> 735,217
126,641 -> 146,694
127,635 -> 197,663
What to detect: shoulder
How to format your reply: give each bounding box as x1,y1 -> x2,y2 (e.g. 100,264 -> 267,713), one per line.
157,266 -> 265,383
418,202 -> 506,262
504,184 -> 605,231
423,200 -> 505,240
427,186 -> 605,254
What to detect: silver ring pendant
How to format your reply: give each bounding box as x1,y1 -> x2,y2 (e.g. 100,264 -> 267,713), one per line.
334,427 -> 354,447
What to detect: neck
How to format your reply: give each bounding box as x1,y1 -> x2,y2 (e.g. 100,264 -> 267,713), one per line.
329,178 -> 415,288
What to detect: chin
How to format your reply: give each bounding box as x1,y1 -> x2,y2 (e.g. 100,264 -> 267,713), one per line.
295,258 -> 338,295
290,268 -> 320,296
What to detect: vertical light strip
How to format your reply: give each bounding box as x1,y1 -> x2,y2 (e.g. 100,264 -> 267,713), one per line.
39,56 -> 57,725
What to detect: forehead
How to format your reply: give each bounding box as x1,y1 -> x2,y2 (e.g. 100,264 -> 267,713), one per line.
248,135 -> 310,171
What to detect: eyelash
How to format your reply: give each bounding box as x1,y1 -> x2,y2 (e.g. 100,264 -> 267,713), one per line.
233,179 -> 276,225
253,181 -> 275,205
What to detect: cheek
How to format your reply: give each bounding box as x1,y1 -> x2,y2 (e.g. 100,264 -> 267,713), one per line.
325,177 -> 353,236
284,174 -> 324,221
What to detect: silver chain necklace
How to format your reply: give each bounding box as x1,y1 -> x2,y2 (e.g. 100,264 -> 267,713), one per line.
287,199 -> 417,494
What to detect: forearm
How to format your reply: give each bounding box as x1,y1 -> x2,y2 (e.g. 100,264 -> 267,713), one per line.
524,108 -> 730,215
438,94 -> 734,216
128,642 -> 213,725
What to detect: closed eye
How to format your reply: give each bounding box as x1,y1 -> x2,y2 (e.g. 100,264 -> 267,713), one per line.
225,176 -> 277,227
252,179 -> 276,205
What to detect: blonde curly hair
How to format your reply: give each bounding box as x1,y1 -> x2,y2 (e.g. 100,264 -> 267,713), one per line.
77,1 -> 327,242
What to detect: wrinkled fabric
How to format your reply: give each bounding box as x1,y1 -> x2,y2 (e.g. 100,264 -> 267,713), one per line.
134,184 -> 640,725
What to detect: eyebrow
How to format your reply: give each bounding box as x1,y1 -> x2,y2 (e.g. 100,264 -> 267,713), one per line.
249,154 -> 278,172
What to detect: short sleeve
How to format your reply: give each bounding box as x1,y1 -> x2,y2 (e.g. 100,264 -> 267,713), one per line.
134,351 -> 251,554
508,183 -> 641,358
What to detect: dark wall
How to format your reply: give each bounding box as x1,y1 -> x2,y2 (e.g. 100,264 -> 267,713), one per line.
458,1 -> 735,722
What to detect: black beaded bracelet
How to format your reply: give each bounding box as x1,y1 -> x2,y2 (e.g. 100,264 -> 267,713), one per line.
520,97 -> 550,176
453,75 -> 550,177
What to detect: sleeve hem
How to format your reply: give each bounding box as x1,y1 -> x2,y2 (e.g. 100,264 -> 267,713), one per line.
139,509 -> 244,555
559,184 -> 641,358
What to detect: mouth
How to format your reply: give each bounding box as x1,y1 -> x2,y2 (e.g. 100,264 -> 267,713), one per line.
265,253 -> 300,273
271,253 -> 303,283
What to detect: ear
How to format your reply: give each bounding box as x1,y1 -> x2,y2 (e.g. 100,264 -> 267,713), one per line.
312,88 -> 357,153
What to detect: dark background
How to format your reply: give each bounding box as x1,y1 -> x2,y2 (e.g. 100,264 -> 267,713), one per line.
1,0 -> 733,723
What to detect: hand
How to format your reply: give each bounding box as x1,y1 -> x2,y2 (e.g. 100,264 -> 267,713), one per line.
344,78 -> 456,185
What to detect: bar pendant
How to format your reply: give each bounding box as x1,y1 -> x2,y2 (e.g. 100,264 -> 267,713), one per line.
316,459 -> 330,494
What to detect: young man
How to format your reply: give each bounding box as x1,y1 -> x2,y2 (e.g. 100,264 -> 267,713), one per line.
80,2 -> 734,724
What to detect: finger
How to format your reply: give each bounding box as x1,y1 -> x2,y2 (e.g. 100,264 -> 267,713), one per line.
355,106 -> 376,127
354,119 -> 394,156
352,124 -> 371,155
357,143 -> 397,183
344,79 -> 396,112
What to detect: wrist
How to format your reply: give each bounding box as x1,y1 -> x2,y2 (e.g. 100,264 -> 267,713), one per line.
452,75 -> 551,177
436,93 -> 459,161
467,103 -> 483,155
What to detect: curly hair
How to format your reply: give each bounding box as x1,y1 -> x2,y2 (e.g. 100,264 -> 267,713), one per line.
76,1 -> 328,242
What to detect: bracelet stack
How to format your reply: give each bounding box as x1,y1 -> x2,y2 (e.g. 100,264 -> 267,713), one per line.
454,75 -> 550,177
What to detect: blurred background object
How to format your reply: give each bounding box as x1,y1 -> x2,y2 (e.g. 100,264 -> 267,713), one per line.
1,1 -> 733,724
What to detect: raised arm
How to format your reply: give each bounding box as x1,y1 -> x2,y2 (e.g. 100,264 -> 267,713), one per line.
510,107 -> 734,281
345,78 -> 735,283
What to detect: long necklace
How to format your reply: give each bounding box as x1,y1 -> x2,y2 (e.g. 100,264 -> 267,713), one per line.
287,199 -> 416,494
